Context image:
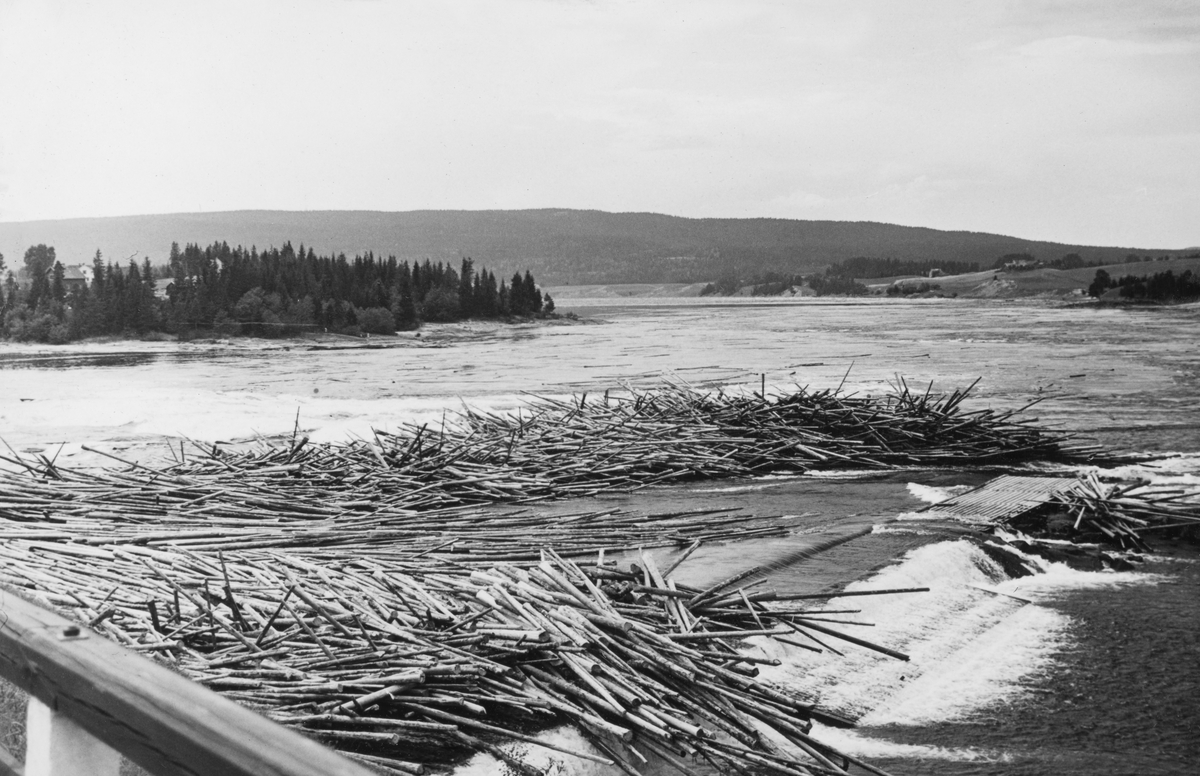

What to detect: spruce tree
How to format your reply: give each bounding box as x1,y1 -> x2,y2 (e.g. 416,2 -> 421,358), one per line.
524,271 -> 542,314
91,250 -> 105,293
142,258 -> 158,330
107,262 -> 124,331
393,270 -> 418,331
458,258 -> 475,318
23,244 -> 56,309
126,260 -> 144,331
4,273 -> 17,311
510,272 -> 527,315
51,261 -> 66,302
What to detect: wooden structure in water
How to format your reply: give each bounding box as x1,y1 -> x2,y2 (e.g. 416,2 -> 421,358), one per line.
923,472 -> 1199,547
918,475 -> 1080,523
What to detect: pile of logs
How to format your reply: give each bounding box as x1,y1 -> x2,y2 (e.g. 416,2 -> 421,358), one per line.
181,382 -> 1108,500
1008,471 -> 1200,549
0,383 -> 1108,558
23,381 -> 1106,517
0,514 -> 925,775
0,382 -> 1113,774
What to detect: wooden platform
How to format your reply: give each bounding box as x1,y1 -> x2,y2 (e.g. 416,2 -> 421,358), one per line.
919,475 -> 1080,523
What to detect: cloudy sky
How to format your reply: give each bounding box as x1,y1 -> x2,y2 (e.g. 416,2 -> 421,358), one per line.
1,0 -> 1197,247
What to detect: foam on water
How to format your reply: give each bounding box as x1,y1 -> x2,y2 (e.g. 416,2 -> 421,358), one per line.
893,510 -> 939,521
809,725 -> 1013,763
859,604 -> 1068,726
692,479 -> 801,494
906,482 -> 973,504
803,469 -> 900,479
752,539 -> 1164,732
872,523 -> 958,536
998,560 -> 1166,598
1095,452 -> 1200,490
750,540 -> 1025,720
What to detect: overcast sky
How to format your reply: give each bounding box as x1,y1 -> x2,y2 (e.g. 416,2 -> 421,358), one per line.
1,0 -> 1197,247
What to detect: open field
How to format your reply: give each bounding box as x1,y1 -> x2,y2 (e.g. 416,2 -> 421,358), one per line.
865,255 -> 1200,299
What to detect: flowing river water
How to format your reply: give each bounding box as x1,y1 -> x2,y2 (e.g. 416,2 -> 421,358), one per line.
1,297 -> 1198,775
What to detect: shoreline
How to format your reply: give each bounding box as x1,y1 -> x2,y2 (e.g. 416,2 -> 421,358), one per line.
0,315 -> 591,355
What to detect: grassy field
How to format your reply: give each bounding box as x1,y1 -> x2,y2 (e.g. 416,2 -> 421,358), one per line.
865,255 -> 1200,298
546,256 -> 1200,302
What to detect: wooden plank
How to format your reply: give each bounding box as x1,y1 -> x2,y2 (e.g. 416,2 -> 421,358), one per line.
919,475 -> 1079,523
0,590 -> 373,776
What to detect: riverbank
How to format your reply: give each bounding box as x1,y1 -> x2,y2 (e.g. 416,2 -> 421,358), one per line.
0,315 -> 588,358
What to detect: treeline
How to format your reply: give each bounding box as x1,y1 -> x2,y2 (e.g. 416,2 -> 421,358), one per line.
989,252 -> 1091,270
0,245 -> 160,343
1088,268 -> 1200,301
989,252 -> 1200,271
699,269 -> 867,297
806,272 -> 869,296
699,271 -> 805,296
830,256 -> 980,278
698,258 -> 978,297
0,242 -> 554,343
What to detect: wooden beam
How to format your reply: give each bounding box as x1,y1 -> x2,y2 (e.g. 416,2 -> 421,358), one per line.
0,590 -> 374,776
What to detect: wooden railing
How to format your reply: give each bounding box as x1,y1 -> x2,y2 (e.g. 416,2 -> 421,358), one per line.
0,589 -> 375,776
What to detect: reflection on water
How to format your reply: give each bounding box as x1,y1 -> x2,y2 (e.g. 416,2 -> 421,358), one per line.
0,352 -> 166,369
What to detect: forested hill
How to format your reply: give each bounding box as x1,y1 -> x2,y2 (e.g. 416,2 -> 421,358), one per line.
1,210 -> 1191,285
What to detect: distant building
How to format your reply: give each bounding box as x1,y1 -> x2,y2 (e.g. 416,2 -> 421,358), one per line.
13,263 -> 94,290
928,268 -> 944,278
62,265 -> 92,292
888,278 -> 935,295
1003,258 -> 1039,271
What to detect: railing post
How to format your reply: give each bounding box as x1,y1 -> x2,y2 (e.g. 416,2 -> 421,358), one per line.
24,698 -> 120,776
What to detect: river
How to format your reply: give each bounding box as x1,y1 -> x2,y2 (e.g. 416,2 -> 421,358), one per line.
1,297 -> 1198,775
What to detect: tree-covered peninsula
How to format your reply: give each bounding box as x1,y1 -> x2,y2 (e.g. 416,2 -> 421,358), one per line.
0,242 -> 554,343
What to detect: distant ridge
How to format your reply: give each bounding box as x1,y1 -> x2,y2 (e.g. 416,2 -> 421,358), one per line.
0,209 -> 1189,284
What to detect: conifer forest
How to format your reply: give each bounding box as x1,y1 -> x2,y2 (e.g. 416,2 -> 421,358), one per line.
0,242 -> 553,343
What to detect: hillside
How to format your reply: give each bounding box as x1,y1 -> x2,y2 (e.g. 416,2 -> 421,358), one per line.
1,209 -> 1194,285
864,255 -> 1200,299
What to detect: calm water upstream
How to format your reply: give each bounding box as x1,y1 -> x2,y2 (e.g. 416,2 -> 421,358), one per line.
1,297 -> 1198,775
